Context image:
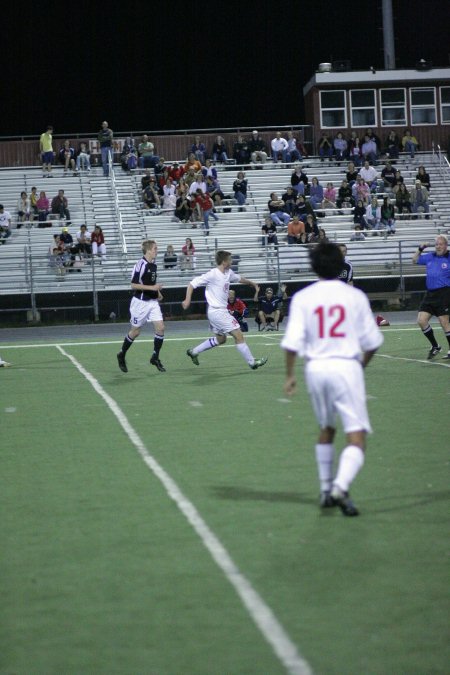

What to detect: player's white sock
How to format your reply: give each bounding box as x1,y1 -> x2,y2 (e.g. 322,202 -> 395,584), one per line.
236,342 -> 254,365
193,337 -> 219,354
315,444 -> 335,492
333,445 -> 365,492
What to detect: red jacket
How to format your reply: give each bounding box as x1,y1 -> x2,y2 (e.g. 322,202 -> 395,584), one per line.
195,193 -> 213,212
227,298 -> 247,317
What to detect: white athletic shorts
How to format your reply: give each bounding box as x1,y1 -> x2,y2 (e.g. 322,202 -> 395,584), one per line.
129,297 -> 163,328
207,307 -> 241,335
305,358 -> 372,433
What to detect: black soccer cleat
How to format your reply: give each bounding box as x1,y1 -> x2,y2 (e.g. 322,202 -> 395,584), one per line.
117,352 -> 128,373
331,486 -> 359,517
320,491 -> 337,509
427,345 -> 441,360
150,355 -> 166,372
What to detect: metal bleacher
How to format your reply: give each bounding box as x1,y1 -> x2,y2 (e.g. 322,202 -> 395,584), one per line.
0,151 -> 449,297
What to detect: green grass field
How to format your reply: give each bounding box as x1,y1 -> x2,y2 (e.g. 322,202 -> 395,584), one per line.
1,324 -> 449,675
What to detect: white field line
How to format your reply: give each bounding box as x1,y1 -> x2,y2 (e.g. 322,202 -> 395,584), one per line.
56,344 -> 312,675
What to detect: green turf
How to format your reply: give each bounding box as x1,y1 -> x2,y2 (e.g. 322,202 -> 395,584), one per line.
0,327 -> 449,674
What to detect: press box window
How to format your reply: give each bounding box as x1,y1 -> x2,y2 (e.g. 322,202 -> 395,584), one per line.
440,87 -> 450,124
410,88 -> 436,125
320,91 -> 346,128
380,89 -> 406,126
350,90 -> 376,127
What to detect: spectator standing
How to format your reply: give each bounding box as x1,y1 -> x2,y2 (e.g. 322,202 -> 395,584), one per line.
51,190 -> 70,221
194,190 -> 219,234
98,121 -> 113,176
286,130 -> 302,163
91,225 -> 106,259
182,250 -> 267,370
412,235 -> 450,359
271,131 -> 288,163
0,205 -> 12,243
117,240 -> 166,373
40,125 -> 54,178
282,241 -> 383,515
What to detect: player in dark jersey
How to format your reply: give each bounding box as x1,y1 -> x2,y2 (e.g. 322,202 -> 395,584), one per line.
338,244 -> 353,284
117,240 -> 166,373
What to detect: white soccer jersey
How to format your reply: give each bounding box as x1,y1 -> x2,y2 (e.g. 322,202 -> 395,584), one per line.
191,268 -> 241,309
281,279 -> 383,360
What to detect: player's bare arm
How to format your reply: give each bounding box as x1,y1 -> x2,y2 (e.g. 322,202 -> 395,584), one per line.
182,283 -> 194,310
361,348 -> 378,368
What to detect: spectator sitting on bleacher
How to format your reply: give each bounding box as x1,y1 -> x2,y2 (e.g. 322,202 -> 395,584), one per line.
120,138 -> 138,172
59,227 -> 75,263
163,245 -> 178,269
365,128 -> 381,155
381,161 -> 397,193
309,177 -> 324,210
212,136 -> 228,163
333,132 -> 348,164
0,205 -> 12,243
385,131 -> 400,159
75,224 -> 92,257
359,160 -> 379,192
206,176 -> 224,206
233,135 -> 250,164
180,238 -> 196,270
248,130 -> 267,164
91,225 -> 106,259
48,234 -> 70,276
271,131 -> 288,164
189,173 -> 207,196
318,133 -> 333,161
175,188 -> 192,223
392,169 -> 405,195
233,171 -> 247,209
348,133 -> 362,166
138,135 -> 159,169
59,140 -> 76,175
191,136 -> 206,164
287,214 -> 306,245
169,161 -> 184,183
184,167 -> 197,189
76,142 -> 91,172
17,191 -> 31,227
37,191 -> 50,225
410,179 -> 430,218
290,163 -> 309,194
353,199 -> 367,228
157,165 -> 171,193
286,130 -> 303,163
294,194 -> 315,222
201,159 -> 218,179
143,179 -> 161,209
346,161 -> 359,187
304,213 -> 319,240
184,153 -> 202,173
310,227 -> 329,244
352,177 -> 370,205
402,129 -> 419,158
395,183 -> 412,214
381,196 -> 396,233
323,183 -> 337,208
227,289 -> 249,332
256,286 -> 287,331
141,169 -> 152,191
30,187 -> 38,219
416,166 -> 431,191
51,190 -> 70,222
268,192 -> 290,227
261,215 -> 278,247
350,224 -> 366,241
281,186 -> 297,215
364,196 -> 381,232
361,136 -> 378,165
336,180 -> 354,209
162,178 -> 177,210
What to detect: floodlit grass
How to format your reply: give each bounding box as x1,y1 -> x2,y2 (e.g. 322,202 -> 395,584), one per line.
0,326 -> 449,674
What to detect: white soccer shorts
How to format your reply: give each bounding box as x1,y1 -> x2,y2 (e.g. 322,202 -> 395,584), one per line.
207,307 -> 241,335
129,297 -> 163,327
305,359 -> 372,433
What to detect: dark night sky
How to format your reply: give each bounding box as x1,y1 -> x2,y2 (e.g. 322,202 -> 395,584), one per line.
3,0 -> 449,137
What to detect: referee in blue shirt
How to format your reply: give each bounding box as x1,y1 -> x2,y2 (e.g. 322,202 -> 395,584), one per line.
413,235 -> 450,359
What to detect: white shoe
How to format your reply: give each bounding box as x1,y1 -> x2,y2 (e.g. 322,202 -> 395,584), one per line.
0,360 -> 11,367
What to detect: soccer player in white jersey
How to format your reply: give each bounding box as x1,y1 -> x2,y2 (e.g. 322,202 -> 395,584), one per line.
182,250 -> 267,370
281,242 -> 383,516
